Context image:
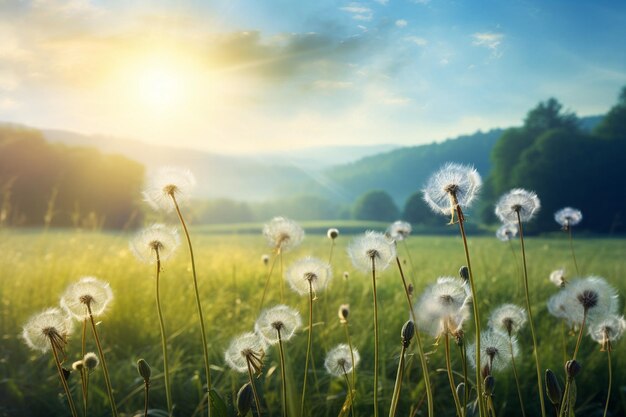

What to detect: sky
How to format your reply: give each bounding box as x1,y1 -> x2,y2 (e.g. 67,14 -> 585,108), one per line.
0,0 -> 625,153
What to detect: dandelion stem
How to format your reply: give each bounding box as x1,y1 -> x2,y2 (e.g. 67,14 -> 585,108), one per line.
458,343 -> 468,416
388,344 -> 407,417
395,257 -> 434,417
509,337 -> 526,417
603,347 -> 612,417
561,322 -> 568,364
371,256 -> 380,417
171,194 -> 212,417
444,333 -> 463,417
342,365 -> 356,417
86,305 -> 118,417
155,247 -> 173,415
143,378 -> 150,417
329,240 -> 335,265
50,339 -> 79,417
81,319 -> 88,417
401,240 -> 417,282
486,396 -> 497,417
507,240 -> 522,298
300,280 -> 314,417
280,251 -> 284,303
572,310 -> 587,361
516,211 -> 546,417
455,204 -> 484,417
342,323 -> 357,393
277,328 -> 288,417
259,254 -> 279,312
567,227 -> 580,276
246,359 -> 262,417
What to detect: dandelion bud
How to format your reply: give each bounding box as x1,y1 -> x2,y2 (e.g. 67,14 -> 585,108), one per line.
72,360 -> 84,371
401,320 -> 415,348
481,364 -> 491,380
327,228 -> 339,240
545,369 -> 562,406
343,271 -> 349,280
237,382 -> 254,416
456,382 -> 465,401
83,352 -> 99,370
262,254 -> 269,266
407,283 -> 414,297
459,266 -> 469,282
137,359 -> 151,382
483,375 -> 495,396
565,360 -> 581,378
338,304 -> 350,324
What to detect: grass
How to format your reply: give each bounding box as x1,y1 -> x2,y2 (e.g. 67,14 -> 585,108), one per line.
1,227 -> 625,416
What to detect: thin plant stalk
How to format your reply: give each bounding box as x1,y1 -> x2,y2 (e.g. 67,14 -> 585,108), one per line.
371,256 -> 380,417
444,333 -> 463,417
259,254 -> 279,311
171,194 -> 212,416
516,211 -> 546,417
155,247 -> 173,415
561,322 -> 568,364
509,337 -> 526,417
572,311 -> 587,361
486,396 -> 497,417
395,257 -> 434,417
143,378 -> 150,417
567,227 -> 580,275
50,340 -> 79,417
388,344 -> 407,417
401,240 -> 417,281
342,365 -> 356,417
279,252 -> 284,303
329,240 -> 336,264
246,360 -> 263,417
458,343 -> 468,416
277,328 -> 288,417
603,346 -> 612,417
507,240 -> 522,297
81,319 -> 88,417
86,304 -> 118,417
300,280 -> 315,417
342,323 -> 357,393
454,204 -> 484,417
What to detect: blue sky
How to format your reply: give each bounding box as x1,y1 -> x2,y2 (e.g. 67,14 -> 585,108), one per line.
0,0 -> 624,153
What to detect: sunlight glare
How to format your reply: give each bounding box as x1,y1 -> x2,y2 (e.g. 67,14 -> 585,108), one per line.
137,67 -> 184,111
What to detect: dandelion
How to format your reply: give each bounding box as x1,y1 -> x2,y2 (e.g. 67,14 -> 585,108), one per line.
143,167 -> 212,415
494,188 -> 546,417
337,304 -> 357,394
496,223 -> 517,242
325,344 -> 360,417
262,254 -> 270,266
137,359 -> 151,417
286,257 -> 332,417
555,207 -> 583,274
130,224 -> 181,415
387,221 -> 412,241
225,332 -> 267,416
550,268 -> 567,287
78,352 -> 100,416
255,305 -> 301,417
389,321 -> 415,417
327,228 -> 339,264
22,308 -> 78,417
348,231 -> 396,417
467,330 -> 517,374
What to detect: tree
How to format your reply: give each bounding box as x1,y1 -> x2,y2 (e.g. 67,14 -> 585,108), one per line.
403,192 -> 439,225
352,190 -> 399,221
594,85 -> 626,140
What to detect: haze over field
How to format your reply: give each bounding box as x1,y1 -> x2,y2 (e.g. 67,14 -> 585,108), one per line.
1,0 -> 625,153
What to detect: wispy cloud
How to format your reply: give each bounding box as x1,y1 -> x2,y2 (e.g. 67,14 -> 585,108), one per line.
471,32 -> 504,50
395,19 -> 408,28
404,36 -> 427,46
340,3 -> 373,21
373,0 -> 389,4
313,80 -> 353,90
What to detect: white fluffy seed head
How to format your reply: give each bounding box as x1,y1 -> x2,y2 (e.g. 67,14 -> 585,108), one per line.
286,257 -> 332,296
466,330 -> 517,373
143,167 -> 196,213
324,344 -> 360,377
254,305 -> 302,345
263,217 -> 304,253
495,188 -> 541,223
387,221 -> 412,242
83,352 -> 100,370
347,231 -> 396,273
588,314 -> 626,346
414,277 -> 471,337
549,268 -> 567,287
488,304 -> 527,336
224,332 -> 267,374
327,228 -> 339,240
130,223 -> 180,264
554,207 -> 583,228
60,277 -> 113,320
548,276 -> 618,325
22,308 -> 73,354
495,224 -> 518,242
422,163 -> 482,216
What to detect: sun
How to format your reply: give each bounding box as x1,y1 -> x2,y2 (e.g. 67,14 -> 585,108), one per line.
136,66 -> 185,112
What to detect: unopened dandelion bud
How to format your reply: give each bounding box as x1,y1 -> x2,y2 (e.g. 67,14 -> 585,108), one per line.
83,352 -> 99,370
401,320 -> 415,348
565,360 -> 581,378
456,382 -> 465,401
137,359 -> 151,382
545,369 -> 562,406
338,304 -> 350,324
237,382 -> 254,416
262,254 -> 269,266
72,360 -> 84,371
459,266 -> 469,282
407,283 -> 414,297
484,375 -> 495,396
327,228 -> 339,240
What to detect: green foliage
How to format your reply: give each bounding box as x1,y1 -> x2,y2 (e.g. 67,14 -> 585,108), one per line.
352,190 -> 399,221
402,192 -> 440,226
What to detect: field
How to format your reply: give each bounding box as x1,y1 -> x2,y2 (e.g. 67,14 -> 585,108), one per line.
1,227 -> 625,417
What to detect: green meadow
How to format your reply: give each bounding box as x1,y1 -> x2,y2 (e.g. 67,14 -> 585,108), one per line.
1,227 -> 625,417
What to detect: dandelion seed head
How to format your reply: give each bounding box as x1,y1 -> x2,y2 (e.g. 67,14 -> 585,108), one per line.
83,352 -> 99,370
255,305 -> 302,345
488,304 -> 527,336
130,224 -> 180,264
324,344 -> 360,377
547,290 -> 572,324
224,332 -> 267,374
286,257 -> 332,296
496,223 -> 518,242
60,277 -> 113,320
466,330 -> 516,373
143,167 -> 196,212
327,228 -> 339,240
22,308 -> 73,354
261,254 -> 270,265
338,304 -> 350,323
422,163 -> 482,216
549,268 -> 567,287
550,276 -> 618,325
387,221 -> 412,242
494,188 -> 541,223
414,277 -> 471,337
72,360 -> 84,371
263,217 -> 304,253
554,207 -> 583,228
347,231 -> 396,273
588,314 -> 626,349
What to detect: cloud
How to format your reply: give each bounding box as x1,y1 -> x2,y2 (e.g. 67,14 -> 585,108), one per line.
395,19 -> 408,28
471,32 -> 504,50
340,3 -> 373,21
313,80 -> 353,90
373,0 -> 389,4
404,36 -> 427,46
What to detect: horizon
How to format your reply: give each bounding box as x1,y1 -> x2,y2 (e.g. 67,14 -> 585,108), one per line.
1,0 -> 625,153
